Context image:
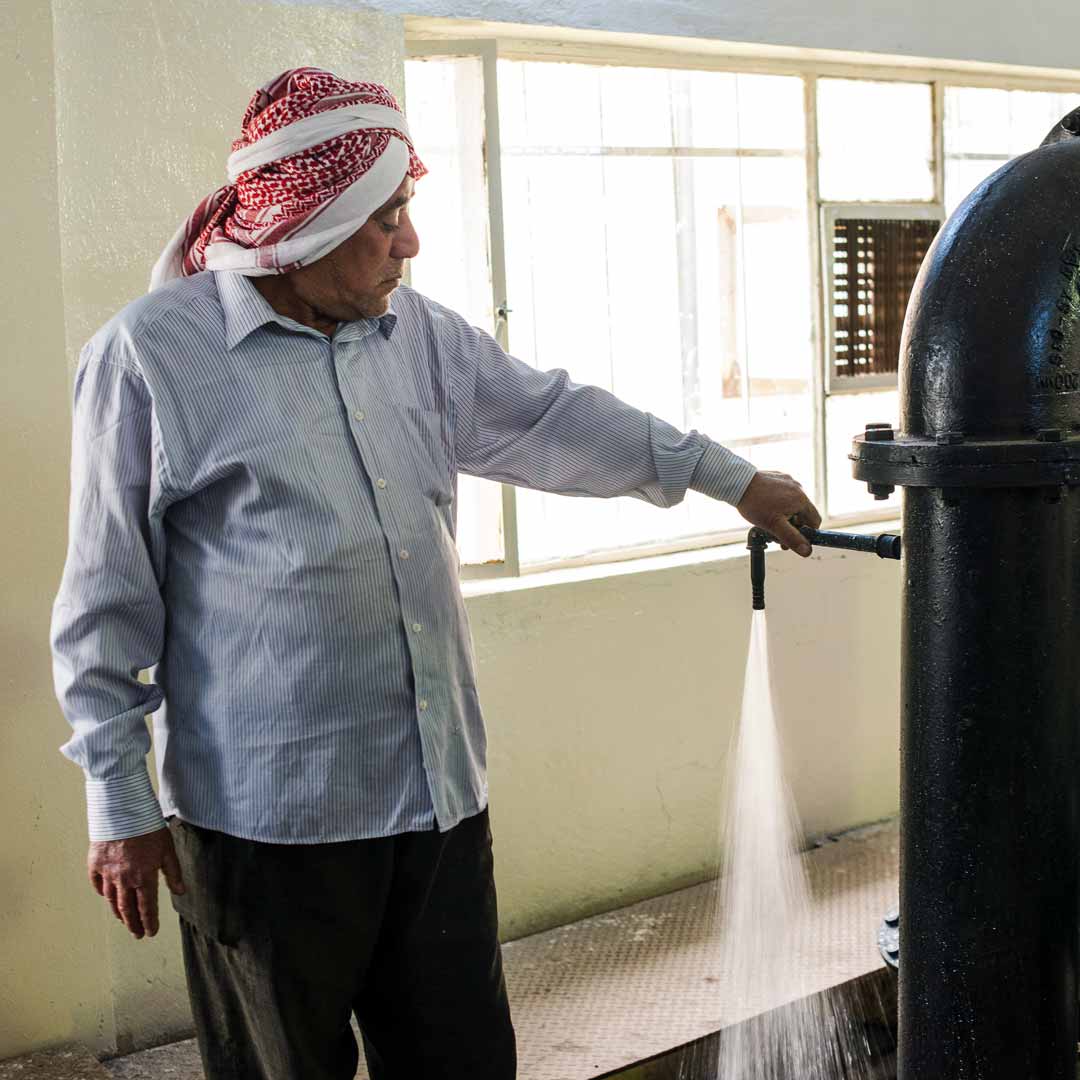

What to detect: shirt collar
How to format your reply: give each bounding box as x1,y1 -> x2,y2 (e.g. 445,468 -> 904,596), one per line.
216,271 -> 398,350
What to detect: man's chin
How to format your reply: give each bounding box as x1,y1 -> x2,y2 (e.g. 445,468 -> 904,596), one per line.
352,293 -> 393,319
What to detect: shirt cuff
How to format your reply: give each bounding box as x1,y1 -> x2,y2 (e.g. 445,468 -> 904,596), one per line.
85,768 -> 167,842
690,440 -> 757,505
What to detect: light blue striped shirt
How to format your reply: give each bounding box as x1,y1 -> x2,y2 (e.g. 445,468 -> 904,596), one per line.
50,270 -> 756,843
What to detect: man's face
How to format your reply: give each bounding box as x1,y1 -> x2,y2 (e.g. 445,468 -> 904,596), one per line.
290,175 -> 419,321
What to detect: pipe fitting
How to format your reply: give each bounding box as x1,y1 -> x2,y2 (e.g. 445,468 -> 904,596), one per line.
746,525 -> 902,609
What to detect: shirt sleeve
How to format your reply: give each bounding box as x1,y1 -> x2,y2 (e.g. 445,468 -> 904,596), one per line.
50,343 -> 170,842
442,310 -> 757,507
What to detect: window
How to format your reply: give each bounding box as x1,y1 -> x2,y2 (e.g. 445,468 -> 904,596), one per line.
828,216 -> 941,384
816,79 -> 939,519
404,54 -> 505,568
944,87 -> 1080,213
817,79 -> 934,202
820,207 -> 942,516
497,61 -> 812,566
405,37 -> 1080,571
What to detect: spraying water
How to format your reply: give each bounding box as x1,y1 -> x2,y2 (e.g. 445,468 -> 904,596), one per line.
708,611 -> 878,1079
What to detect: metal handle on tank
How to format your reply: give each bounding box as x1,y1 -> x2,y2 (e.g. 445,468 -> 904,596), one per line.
747,524 -> 901,610
798,526 -> 902,560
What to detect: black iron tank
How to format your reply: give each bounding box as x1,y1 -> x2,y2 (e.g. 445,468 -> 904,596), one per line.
852,108 -> 1080,1080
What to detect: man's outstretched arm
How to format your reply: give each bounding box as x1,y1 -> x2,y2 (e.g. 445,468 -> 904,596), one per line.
438,305 -> 820,550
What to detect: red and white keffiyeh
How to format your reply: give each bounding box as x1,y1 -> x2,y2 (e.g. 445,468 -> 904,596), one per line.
149,67 -> 426,290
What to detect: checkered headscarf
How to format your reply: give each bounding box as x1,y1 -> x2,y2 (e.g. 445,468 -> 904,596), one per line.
150,67 -> 426,290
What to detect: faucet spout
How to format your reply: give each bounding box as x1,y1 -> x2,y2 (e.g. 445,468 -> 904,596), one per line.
746,528 -> 771,610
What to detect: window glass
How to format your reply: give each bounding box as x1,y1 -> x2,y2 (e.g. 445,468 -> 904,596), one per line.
818,79 -> 934,202
825,390 -> 899,518
944,87 -> 1080,213
405,56 -> 503,566
499,60 -> 813,565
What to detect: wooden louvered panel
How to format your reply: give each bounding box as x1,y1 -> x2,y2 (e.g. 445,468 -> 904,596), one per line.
832,217 -> 939,380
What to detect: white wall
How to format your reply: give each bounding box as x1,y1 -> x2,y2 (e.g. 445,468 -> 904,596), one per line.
51,0 -> 406,362
0,0 -> 110,1058
475,545 -> 901,940
372,0 -> 1080,73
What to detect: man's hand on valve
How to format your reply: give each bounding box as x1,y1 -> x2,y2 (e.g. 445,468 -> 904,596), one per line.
737,470 -> 822,557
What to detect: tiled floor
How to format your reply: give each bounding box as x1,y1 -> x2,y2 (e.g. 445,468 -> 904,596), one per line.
102,1019 -> 370,1080
0,1046 -> 112,1079
101,1040 -> 203,1080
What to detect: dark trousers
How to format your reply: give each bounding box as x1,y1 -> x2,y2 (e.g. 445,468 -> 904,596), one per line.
167,808 -> 516,1080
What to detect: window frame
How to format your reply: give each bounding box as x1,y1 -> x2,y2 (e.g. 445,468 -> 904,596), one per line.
407,41 -> 521,579
406,24 -> 1080,577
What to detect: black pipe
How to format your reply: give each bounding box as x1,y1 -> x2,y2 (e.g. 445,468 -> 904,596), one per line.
799,526 -> 902,560
850,113 -> 1080,1079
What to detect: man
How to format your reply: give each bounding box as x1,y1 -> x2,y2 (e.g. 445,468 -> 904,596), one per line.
50,68 -> 820,1079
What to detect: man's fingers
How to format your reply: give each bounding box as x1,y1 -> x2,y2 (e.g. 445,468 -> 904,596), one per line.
736,471 -> 822,551
135,882 -> 159,938
771,516 -> 812,557
116,887 -> 145,939
89,870 -> 105,897
796,497 -> 822,531
103,881 -> 123,923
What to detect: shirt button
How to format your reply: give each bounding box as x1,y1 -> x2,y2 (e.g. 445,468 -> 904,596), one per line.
353,410 -> 365,421
376,478 -> 387,489
412,622 -> 423,633
418,699 -> 429,711
399,549 -> 410,560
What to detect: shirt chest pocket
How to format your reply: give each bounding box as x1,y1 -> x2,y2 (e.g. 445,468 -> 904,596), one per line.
386,403 -> 454,507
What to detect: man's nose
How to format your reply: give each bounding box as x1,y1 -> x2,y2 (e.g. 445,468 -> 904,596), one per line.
391,215 -> 419,260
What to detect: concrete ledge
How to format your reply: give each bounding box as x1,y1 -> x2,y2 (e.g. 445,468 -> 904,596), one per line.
0,1047 -> 111,1080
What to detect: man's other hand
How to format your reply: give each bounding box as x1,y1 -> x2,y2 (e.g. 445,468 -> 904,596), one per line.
736,470 -> 822,557
87,827 -> 186,939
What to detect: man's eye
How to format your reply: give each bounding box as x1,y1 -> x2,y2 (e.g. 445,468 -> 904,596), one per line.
380,221 -> 398,234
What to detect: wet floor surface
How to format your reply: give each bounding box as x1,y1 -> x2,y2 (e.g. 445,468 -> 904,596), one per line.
600,967 -> 898,1080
